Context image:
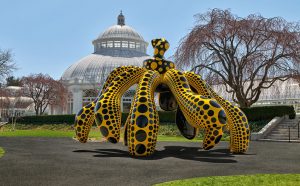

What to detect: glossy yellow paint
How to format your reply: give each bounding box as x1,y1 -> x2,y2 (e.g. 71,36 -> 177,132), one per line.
74,38 -> 250,156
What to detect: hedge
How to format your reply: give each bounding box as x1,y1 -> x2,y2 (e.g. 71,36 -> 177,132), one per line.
16,111 -> 176,125
240,105 -> 296,121
15,105 -> 295,125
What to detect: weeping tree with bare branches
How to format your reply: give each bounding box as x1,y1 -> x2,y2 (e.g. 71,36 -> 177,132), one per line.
175,9 -> 300,107
21,74 -> 67,115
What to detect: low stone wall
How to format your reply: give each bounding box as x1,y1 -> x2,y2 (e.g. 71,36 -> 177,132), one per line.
251,116 -> 285,140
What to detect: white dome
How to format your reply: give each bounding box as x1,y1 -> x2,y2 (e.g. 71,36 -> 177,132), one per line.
98,25 -> 145,41
61,54 -> 148,84
62,12 -> 149,85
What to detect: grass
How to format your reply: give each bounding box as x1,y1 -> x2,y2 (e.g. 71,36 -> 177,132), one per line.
0,120 -> 265,141
154,174 -> 300,186
0,124 -> 101,138
249,120 -> 271,132
0,123 -> 231,142
0,147 -> 4,158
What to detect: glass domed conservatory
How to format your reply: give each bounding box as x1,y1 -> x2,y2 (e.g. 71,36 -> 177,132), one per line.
61,12 -> 149,114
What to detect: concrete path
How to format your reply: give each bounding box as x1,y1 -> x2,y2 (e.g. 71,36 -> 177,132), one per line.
0,137 -> 299,186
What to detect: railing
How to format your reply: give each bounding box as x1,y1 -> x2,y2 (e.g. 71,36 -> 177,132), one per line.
288,120 -> 300,142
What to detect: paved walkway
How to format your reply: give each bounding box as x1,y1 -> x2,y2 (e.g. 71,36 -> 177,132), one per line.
0,137 -> 299,186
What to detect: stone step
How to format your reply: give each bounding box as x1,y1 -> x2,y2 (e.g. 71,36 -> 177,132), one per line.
258,116 -> 300,141
267,135 -> 298,138
271,129 -> 298,132
260,139 -> 300,143
265,137 -> 300,141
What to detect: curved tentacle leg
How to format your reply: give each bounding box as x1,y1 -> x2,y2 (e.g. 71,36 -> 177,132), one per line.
74,101 -> 96,143
163,69 -> 227,150
95,67 -> 147,143
74,66 -> 133,143
184,71 -> 250,153
127,70 -> 161,156
100,66 -> 136,95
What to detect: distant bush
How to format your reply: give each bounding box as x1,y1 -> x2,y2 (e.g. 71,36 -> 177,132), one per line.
241,105 -> 295,121
16,111 -> 176,125
16,115 -> 75,125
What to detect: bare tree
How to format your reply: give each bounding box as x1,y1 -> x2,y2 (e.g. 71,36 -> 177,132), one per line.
0,49 -> 16,81
175,9 -> 300,107
21,74 -> 67,115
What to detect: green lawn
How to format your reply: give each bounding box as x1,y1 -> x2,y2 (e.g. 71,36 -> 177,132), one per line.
0,129 -> 206,142
0,129 -> 100,138
154,174 -> 300,186
0,123 -> 233,142
0,147 -> 4,158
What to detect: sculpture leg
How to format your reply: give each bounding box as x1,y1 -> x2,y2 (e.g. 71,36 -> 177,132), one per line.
74,101 -> 96,143
100,66 -> 137,94
184,71 -> 250,153
95,67 -> 146,143
127,70 -> 161,156
74,66 -> 133,142
163,69 -> 227,149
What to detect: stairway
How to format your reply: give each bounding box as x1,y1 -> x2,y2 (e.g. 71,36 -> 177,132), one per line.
263,115 -> 300,142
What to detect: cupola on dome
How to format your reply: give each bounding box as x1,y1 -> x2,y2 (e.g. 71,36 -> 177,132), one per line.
61,12 -> 149,85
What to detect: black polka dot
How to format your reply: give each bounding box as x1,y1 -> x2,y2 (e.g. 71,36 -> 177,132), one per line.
104,115 -> 109,120
182,84 -> 189,88
77,120 -> 83,126
100,126 -> 108,137
76,127 -> 81,132
102,109 -> 108,114
85,103 -> 92,108
218,110 -> 227,124
135,130 -> 147,142
108,137 -> 117,144
207,110 -> 214,116
77,108 -> 83,116
198,101 -> 204,106
211,117 -> 217,123
180,77 -> 186,82
215,135 -> 222,144
81,114 -> 86,119
210,100 -> 221,108
139,97 -> 147,102
203,104 -> 210,110
213,130 -> 219,136
95,113 -> 103,124
138,104 -> 148,113
135,144 -> 146,154
85,110 -> 90,114
136,115 -> 148,128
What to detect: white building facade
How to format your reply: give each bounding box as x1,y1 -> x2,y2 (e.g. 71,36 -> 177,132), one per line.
211,79 -> 300,113
61,13 -> 149,114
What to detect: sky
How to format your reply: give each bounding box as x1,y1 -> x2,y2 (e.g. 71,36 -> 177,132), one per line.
1,0 -> 300,80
